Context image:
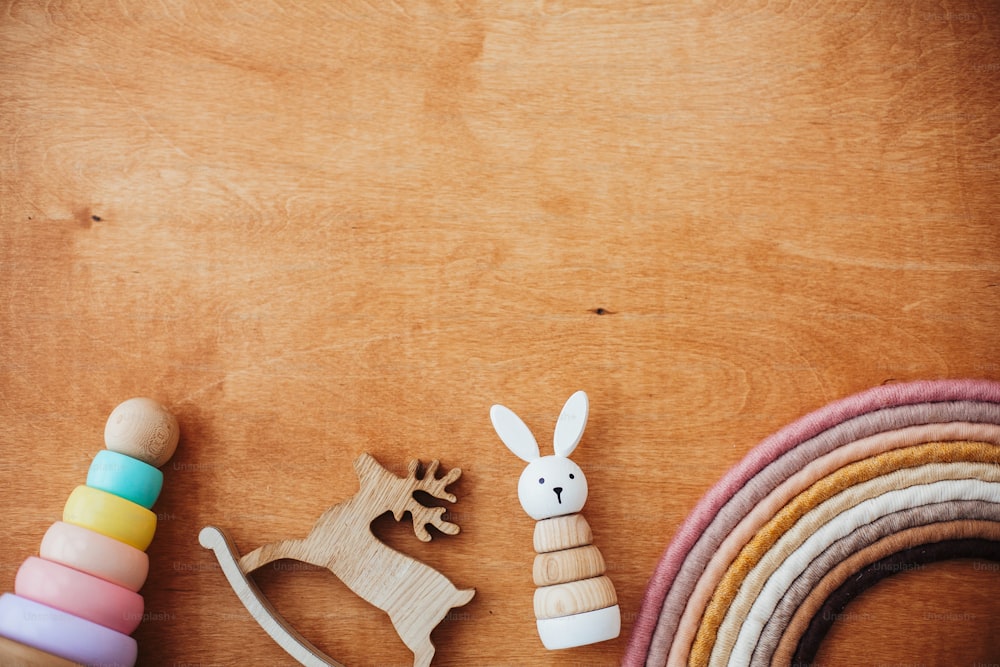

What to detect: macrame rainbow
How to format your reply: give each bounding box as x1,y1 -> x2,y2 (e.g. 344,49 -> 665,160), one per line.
624,379 -> 1000,666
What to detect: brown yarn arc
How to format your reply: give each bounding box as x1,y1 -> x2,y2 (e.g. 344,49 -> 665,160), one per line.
790,526 -> 1000,665
754,508 -> 1000,665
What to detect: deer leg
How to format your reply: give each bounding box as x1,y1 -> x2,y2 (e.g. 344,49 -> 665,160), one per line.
409,638 -> 435,667
391,610 -> 442,667
385,607 -> 435,667
238,538 -> 308,574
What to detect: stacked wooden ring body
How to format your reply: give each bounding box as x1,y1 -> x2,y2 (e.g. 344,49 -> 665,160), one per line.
532,513 -> 621,649
0,398 -> 179,667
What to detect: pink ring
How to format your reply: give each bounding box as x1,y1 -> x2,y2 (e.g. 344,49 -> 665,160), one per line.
39,522 -> 148,592
15,557 -> 144,635
0,593 -> 137,666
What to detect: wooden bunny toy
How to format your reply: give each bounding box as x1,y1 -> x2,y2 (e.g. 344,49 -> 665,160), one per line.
490,390 -> 620,650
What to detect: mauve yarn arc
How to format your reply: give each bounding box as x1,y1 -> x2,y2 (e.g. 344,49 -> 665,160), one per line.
104,397 -> 180,468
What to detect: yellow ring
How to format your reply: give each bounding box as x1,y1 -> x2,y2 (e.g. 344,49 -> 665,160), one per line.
63,486 -> 157,551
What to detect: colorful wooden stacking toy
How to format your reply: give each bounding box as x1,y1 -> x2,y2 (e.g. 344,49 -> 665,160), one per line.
0,398 -> 179,666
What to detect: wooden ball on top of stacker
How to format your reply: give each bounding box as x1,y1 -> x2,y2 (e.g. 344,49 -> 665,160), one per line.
104,397 -> 179,468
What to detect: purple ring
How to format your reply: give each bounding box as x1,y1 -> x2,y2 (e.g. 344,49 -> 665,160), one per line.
0,593 -> 137,666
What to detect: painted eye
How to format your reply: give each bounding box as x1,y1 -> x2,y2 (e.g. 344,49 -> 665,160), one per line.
569,473 -> 575,479
538,478 -> 545,484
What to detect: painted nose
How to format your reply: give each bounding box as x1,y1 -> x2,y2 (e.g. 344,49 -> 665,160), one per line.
553,487 -> 563,503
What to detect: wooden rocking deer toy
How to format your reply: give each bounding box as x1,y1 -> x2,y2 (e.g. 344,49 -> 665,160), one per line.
200,452 -> 475,667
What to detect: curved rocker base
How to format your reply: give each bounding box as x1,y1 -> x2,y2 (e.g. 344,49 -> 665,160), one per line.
198,526 -> 345,667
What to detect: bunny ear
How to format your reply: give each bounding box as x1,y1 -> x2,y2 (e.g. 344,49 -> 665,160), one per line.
553,390 -> 588,457
490,404 -> 540,462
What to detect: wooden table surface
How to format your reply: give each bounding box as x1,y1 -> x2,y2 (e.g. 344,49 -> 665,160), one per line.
3,1 -> 1000,665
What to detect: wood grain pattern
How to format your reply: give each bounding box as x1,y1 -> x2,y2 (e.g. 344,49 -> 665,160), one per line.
0,636 -> 81,667
227,453 -> 473,667
2,1 -> 999,665
533,544 -> 606,586
533,575 -> 618,619
534,514 -> 594,554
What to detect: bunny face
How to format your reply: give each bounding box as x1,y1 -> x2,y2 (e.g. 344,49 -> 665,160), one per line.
491,391 -> 593,520
518,455 -> 588,520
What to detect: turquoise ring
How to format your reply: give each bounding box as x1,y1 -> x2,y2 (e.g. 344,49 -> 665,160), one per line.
86,449 -> 163,509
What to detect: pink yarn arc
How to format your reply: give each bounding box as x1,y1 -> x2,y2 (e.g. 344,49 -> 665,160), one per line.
624,379 -> 1000,666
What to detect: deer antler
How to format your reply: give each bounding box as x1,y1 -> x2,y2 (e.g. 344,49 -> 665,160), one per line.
387,459 -> 463,542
